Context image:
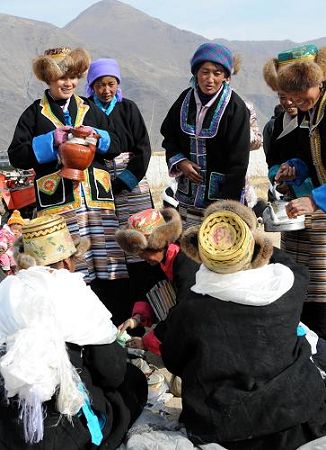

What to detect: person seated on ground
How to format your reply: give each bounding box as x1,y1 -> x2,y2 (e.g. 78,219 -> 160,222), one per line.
160,200 -> 326,450
0,214 -> 147,450
0,209 -> 25,274
115,207 -> 199,356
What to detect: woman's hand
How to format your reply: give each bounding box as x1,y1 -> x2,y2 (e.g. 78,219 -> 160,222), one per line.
118,315 -> 140,335
126,337 -> 145,350
178,160 -> 203,183
286,197 -> 317,218
275,163 -> 296,182
54,126 -> 71,147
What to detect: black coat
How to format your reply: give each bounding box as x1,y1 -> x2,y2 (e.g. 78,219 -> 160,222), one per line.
7,91 -> 121,211
161,87 -> 250,204
0,342 -> 147,449
90,97 -> 152,185
266,112 -> 311,170
161,248 -> 326,449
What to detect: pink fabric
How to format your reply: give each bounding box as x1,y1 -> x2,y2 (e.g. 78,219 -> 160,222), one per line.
132,301 -> 156,328
53,126 -> 71,147
142,329 -> 162,356
160,243 -> 180,281
0,225 -> 18,267
0,253 -> 10,271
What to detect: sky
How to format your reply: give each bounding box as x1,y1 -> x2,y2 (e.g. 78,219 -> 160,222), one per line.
0,0 -> 325,42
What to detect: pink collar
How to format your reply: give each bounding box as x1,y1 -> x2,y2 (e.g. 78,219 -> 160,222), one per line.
160,243 -> 180,281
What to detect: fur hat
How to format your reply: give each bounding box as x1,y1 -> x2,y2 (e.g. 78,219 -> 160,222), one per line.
7,209 -> 25,226
181,200 -> 273,274
263,44 -> 326,92
33,47 -> 90,84
116,208 -> 182,255
190,42 -> 235,76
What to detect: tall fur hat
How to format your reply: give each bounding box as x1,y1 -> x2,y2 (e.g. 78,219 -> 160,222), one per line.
115,208 -> 182,255
181,200 -> 273,274
263,44 -> 326,92
33,47 -> 90,84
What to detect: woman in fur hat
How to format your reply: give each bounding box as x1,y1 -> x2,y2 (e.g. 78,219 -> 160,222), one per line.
6,48 -> 132,310
0,214 -> 147,449
161,42 -> 250,227
160,200 -> 326,450
263,44 -> 326,338
115,207 -> 199,355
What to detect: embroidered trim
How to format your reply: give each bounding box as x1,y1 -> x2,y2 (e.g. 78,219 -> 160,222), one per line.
83,169 -> 115,209
37,172 -> 62,195
310,92 -> 326,185
40,94 -> 90,128
180,83 -> 232,138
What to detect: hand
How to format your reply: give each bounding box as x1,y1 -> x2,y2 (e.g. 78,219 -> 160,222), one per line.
275,163 -> 296,182
286,197 -> 317,218
54,126 -> 71,147
118,315 -> 140,335
77,125 -> 97,137
126,337 -> 145,350
178,160 -> 203,183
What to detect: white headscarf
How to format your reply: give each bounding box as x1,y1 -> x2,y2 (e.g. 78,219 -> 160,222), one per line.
0,266 -> 117,443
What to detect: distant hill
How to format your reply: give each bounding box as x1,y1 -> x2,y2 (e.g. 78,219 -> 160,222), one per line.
1,0 -> 326,159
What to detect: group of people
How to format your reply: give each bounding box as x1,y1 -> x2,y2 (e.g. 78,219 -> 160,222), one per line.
0,40 -> 324,449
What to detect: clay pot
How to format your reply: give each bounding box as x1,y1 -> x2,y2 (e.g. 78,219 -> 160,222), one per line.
59,126 -> 100,182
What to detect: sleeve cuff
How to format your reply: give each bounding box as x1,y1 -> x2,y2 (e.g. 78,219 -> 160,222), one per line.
94,128 -> 110,154
268,164 -> 280,183
118,169 -> 139,191
32,132 -> 58,164
132,301 -> 156,327
142,330 -> 162,356
286,158 -> 309,186
312,185 -> 326,212
168,153 -> 187,176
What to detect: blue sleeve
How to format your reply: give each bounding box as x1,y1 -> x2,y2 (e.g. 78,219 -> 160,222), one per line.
268,164 -> 280,183
94,128 -> 110,154
118,169 -> 139,191
32,131 -> 58,164
286,158 -> 310,186
312,185 -> 326,212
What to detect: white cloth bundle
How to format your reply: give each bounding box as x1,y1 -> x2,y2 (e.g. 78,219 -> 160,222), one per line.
0,266 -> 118,443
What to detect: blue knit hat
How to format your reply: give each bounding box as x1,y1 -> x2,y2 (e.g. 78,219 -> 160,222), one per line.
190,43 -> 233,76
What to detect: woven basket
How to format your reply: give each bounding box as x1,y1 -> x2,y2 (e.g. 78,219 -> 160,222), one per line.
198,210 -> 254,273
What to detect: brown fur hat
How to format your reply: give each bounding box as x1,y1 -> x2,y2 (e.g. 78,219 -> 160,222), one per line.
181,200 -> 273,272
116,208 -> 182,255
204,199 -> 257,231
33,47 -> 90,84
263,46 -> 326,92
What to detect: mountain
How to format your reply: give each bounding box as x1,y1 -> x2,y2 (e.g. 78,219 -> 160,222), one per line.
1,0 -> 326,159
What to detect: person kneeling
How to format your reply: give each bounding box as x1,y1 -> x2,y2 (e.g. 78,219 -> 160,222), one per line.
161,200 -> 326,450
0,214 -> 147,449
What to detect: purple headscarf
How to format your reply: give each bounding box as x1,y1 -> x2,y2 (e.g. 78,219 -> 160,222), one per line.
85,58 -> 123,101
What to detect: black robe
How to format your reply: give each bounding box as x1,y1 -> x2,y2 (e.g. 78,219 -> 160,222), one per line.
0,342 -> 147,449
161,248 -> 326,449
7,91 -> 120,211
90,97 -> 151,189
161,87 -> 250,205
